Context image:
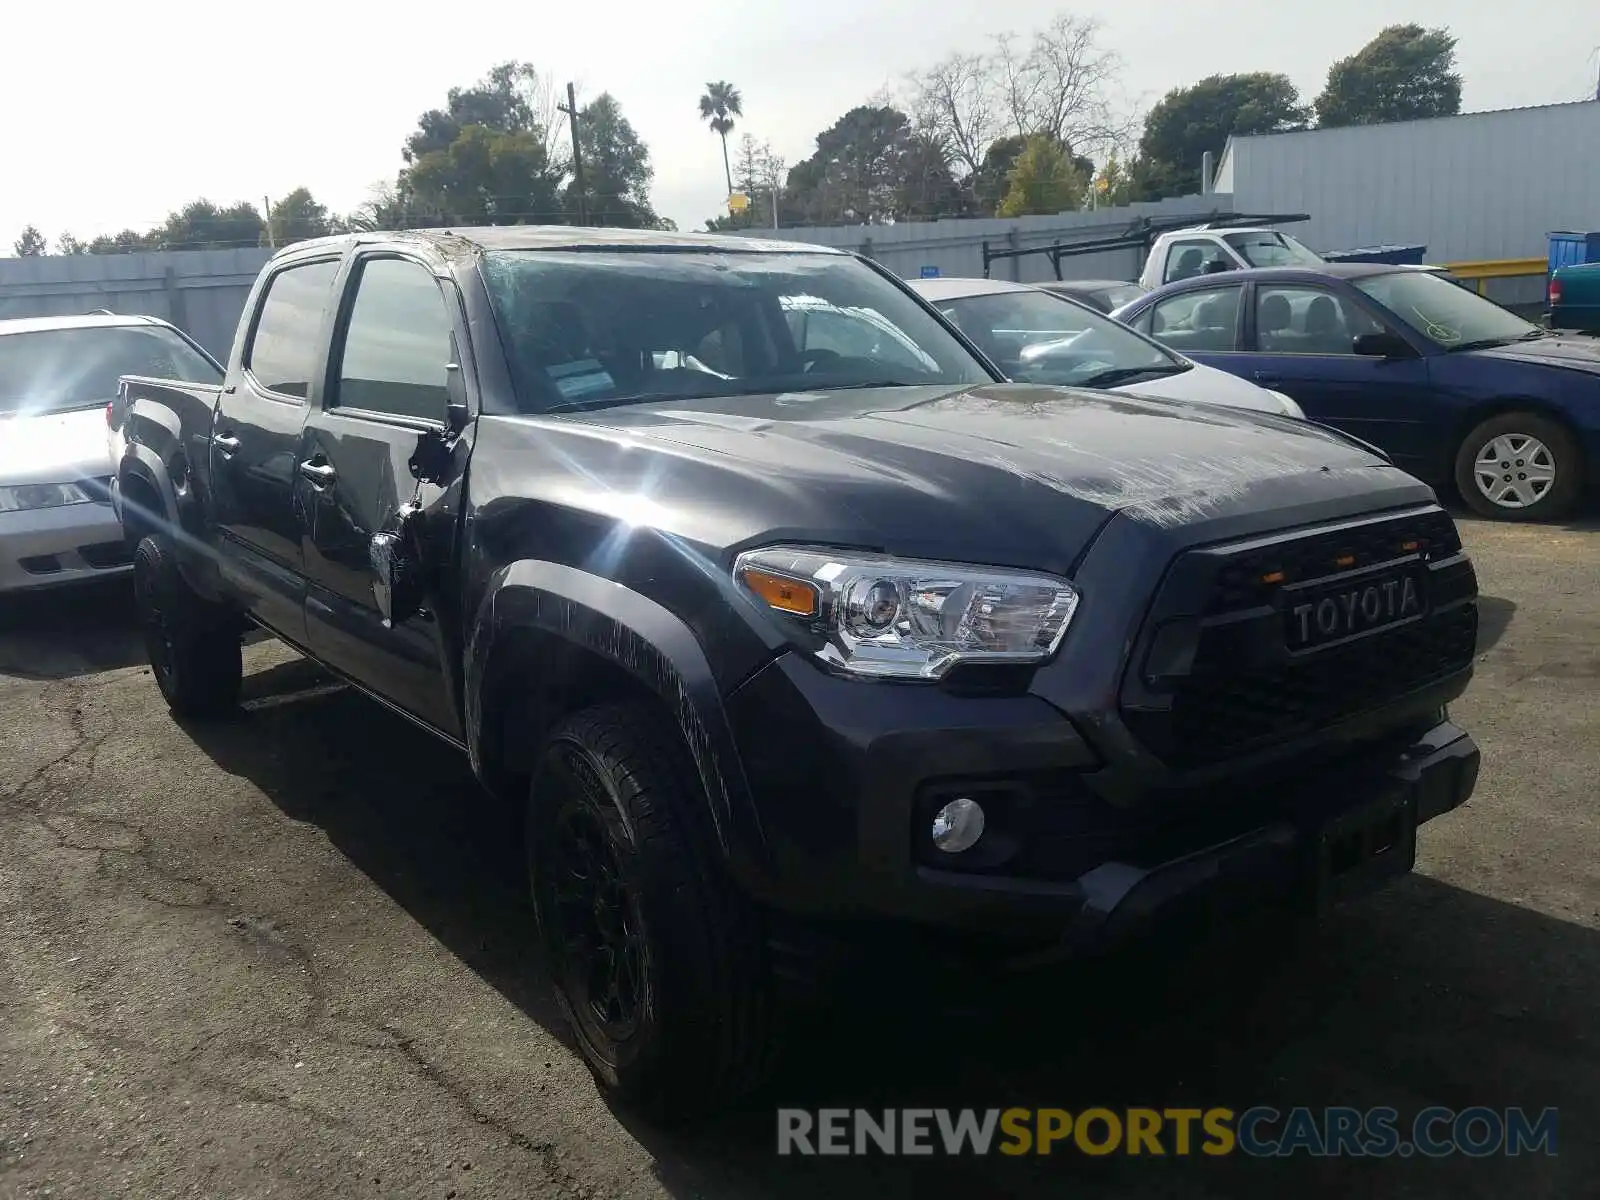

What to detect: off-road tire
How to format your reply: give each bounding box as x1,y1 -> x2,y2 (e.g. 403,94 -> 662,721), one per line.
132,534 -> 242,719
1453,411 -> 1584,522
527,702 -> 771,1119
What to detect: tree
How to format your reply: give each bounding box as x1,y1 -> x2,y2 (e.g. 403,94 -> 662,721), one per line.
12,226 -> 47,256
56,234 -> 88,255
1314,24 -> 1462,128
784,105 -> 928,225
397,61 -> 569,225
567,93 -> 657,228
268,187 -> 336,246
908,13 -> 1128,179
148,200 -> 266,250
405,125 -> 563,225
996,135 -> 1086,217
1137,73 -> 1308,198
346,180 -> 418,233
86,229 -> 158,255
698,81 -> 743,195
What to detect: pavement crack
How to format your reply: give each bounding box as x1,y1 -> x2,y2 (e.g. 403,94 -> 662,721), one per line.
386,1027 -> 563,1168
0,680 -> 101,808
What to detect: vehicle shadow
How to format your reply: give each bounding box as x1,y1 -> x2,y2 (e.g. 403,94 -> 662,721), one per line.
1476,595 -> 1516,653
0,579 -> 144,679
185,657 -> 1595,1200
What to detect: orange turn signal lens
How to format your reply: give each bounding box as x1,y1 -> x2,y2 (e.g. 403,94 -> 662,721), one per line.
1401,540 -> 1421,552
1335,554 -> 1355,568
739,567 -> 819,617
1261,570 -> 1285,585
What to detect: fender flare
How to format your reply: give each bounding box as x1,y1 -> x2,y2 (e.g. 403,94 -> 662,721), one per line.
463,559 -> 770,878
118,443 -> 222,599
117,444 -> 181,539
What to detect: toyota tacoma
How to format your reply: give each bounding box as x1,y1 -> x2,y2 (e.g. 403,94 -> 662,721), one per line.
115,226 -> 1481,1117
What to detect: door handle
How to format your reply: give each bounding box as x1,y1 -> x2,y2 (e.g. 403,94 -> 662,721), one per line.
1253,371 -> 1283,386
211,432 -> 240,458
298,459 -> 337,488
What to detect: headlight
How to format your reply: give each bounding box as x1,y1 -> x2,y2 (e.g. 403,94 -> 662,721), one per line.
1265,389 -> 1306,419
0,482 -> 97,513
733,546 -> 1080,680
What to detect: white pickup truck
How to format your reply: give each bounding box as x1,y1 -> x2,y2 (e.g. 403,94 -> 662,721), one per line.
1137,225 -> 1327,290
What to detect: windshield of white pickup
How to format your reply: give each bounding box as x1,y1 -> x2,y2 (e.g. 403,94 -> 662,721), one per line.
0,324 -> 222,417
479,249 -> 992,414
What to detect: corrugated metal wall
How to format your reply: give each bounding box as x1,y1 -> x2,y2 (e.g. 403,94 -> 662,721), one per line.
1223,100 -> 1600,263
732,194 -> 1237,282
0,247 -> 272,358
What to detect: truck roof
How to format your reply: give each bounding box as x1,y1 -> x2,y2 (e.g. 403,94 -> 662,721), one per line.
0,313 -> 172,337
280,226 -> 848,259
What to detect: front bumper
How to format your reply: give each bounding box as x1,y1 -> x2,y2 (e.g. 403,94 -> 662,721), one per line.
725,651 -> 1478,960
0,500 -> 131,593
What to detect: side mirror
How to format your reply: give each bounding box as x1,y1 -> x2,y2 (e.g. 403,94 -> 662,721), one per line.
369,502 -> 425,629
1352,331 -> 1414,359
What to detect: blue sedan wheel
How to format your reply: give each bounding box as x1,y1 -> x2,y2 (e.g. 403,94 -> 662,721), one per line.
1454,412 -> 1584,522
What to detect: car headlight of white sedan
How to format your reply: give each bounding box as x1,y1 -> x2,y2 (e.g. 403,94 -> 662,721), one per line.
0,482 -> 99,512
734,546 -> 1080,680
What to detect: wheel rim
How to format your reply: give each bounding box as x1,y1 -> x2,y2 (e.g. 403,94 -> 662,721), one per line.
540,747 -> 646,1042
1471,433 -> 1556,509
134,561 -> 179,691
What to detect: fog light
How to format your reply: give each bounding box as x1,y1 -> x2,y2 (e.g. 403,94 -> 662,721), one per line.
930,797 -> 985,853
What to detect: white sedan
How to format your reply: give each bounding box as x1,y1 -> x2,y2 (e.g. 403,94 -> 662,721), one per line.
906,276 -> 1305,419
0,313 -> 222,593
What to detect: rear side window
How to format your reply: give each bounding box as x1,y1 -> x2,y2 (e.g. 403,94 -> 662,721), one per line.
333,258 -> 453,421
246,259 -> 339,399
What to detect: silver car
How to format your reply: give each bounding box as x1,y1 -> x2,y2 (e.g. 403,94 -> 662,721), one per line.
0,314 -> 222,593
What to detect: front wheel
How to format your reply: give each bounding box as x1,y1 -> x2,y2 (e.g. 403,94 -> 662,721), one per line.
527,703 -> 772,1119
132,534 -> 243,719
1453,412 -> 1584,521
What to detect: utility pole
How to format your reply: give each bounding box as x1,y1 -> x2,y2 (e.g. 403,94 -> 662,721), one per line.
559,82 -> 588,225
262,195 -> 275,248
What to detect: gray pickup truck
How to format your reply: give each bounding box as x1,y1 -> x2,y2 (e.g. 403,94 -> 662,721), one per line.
113,226 -> 1481,1117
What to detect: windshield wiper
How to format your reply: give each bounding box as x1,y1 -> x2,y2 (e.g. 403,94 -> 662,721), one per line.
1446,336 -> 1524,352
1076,364 -> 1190,389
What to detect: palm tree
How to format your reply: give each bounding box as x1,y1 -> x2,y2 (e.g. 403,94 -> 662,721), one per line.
698,81 -> 743,196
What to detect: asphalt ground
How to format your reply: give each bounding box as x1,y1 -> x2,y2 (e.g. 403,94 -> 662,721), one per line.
1,513 -> 1596,1199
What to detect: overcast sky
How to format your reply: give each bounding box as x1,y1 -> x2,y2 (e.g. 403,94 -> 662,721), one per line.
4,1 -> 1597,249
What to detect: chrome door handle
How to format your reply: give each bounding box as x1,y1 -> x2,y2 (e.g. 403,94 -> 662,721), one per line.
211,432 -> 241,457
298,459 -> 337,487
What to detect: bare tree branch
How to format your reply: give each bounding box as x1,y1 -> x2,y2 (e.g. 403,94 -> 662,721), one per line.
905,50 -> 998,177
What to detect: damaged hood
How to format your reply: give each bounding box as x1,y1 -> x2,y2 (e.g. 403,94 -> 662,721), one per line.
489,382 -> 1424,575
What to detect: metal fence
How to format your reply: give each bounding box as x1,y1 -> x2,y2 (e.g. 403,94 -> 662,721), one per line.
732,194 -> 1240,283
0,247 -> 272,359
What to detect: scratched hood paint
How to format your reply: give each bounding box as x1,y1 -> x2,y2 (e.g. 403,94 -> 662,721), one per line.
478,382 -> 1419,575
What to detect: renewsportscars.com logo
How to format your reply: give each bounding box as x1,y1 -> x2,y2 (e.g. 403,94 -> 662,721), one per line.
777,1106 -> 1558,1158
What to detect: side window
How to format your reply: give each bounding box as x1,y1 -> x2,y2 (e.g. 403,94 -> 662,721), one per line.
246,259 -> 340,399
1255,286 -> 1385,355
1149,286 -> 1242,353
1162,239 -> 1230,284
334,258 -> 453,421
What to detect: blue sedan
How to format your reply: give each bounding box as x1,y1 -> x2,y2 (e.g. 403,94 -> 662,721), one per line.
1112,264 -> 1600,521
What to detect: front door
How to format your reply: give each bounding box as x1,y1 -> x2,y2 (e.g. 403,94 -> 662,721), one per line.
1245,283 -> 1440,478
298,254 -> 467,739
209,256 -> 340,641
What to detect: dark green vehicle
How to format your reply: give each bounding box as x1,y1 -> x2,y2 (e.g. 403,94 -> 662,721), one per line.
1549,262 -> 1600,334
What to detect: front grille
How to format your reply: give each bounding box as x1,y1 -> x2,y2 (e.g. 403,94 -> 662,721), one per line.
1123,509 -> 1478,769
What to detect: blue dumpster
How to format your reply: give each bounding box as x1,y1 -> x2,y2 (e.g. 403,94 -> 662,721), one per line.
1548,231 -> 1600,273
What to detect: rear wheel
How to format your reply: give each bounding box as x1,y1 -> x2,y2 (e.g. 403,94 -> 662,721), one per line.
1454,412 -> 1583,521
527,703 -> 771,1119
132,534 -> 242,719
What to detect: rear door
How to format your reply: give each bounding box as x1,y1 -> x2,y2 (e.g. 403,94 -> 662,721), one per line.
298,252 -> 469,739
1244,282 -> 1440,475
209,256 -> 340,641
